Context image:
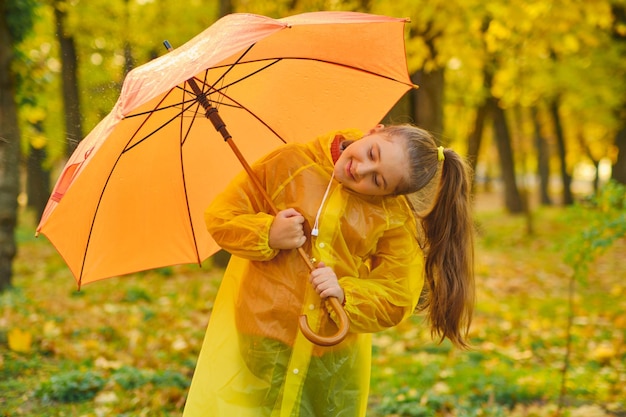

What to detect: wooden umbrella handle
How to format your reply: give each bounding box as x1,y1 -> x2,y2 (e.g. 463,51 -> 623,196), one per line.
298,294 -> 349,346
295,248 -> 350,346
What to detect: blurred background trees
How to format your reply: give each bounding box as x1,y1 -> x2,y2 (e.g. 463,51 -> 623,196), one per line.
1,0 -> 625,290
1,0 -> 37,291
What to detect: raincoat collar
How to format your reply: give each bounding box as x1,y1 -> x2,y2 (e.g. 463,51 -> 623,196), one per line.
318,128 -> 363,167
330,135 -> 343,164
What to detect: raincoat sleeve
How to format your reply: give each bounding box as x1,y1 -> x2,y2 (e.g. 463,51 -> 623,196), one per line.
204,163 -> 280,262
329,214 -> 423,334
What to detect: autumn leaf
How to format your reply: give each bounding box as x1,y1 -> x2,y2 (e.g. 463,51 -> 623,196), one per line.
8,328 -> 33,353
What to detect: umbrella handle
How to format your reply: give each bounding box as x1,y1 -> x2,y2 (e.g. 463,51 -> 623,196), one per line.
298,296 -> 349,347
294,248 -> 349,346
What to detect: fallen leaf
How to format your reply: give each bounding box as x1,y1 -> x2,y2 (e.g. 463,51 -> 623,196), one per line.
8,328 -> 32,353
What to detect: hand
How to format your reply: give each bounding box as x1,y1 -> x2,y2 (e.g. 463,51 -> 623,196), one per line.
310,262 -> 345,303
269,208 -> 306,250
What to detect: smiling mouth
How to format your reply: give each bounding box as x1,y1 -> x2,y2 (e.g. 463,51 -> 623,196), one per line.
346,160 -> 355,180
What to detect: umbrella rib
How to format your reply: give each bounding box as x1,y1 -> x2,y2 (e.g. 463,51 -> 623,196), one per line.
207,43 -> 255,95
192,58 -> 281,99
179,81 -> 202,147
177,82 -> 203,266
159,44 -> 261,112
288,56 -> 412,85
124,97 -> 200,119
123,98 -> 200,154
192,56 -> 414,93
205,86 -> 288,144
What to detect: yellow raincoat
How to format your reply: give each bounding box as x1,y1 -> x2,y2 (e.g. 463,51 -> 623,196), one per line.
183,130 -> 424,417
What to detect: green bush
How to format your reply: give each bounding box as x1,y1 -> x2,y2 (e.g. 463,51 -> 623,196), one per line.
565,180 -> 626,284
110,366 -> 189,390
36,370 -> 106,403
151,369 -> 190,389
111,366 -> 150,390
122,287 -> 153,303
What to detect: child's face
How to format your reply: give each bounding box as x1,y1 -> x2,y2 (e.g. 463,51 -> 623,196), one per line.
333,130 -> 409,196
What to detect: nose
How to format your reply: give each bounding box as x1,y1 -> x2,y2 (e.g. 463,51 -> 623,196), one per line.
353,161 -> 373,179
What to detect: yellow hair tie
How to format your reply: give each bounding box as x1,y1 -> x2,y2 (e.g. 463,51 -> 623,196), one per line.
437,146 -> 445,162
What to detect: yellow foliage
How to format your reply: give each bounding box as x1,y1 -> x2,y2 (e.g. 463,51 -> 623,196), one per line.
590,342 -> 616,364
562,34 -> 581,53
43,320 -> 61,338
30,134 -> 48,150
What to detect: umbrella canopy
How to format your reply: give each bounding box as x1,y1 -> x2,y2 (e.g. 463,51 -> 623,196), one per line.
37,11 -> 415,287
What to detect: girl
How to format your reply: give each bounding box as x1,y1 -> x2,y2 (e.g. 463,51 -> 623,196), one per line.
183,124 -> 475,417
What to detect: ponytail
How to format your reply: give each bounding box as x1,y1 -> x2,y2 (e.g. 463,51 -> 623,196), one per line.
381,124 -> 475,348
419,149 -> 475,349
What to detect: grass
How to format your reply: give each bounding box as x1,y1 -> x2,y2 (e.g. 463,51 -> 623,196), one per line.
1,200 -> 625,416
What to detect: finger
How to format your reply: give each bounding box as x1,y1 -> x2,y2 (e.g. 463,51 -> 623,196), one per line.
310,267 -> 328,279
310,272 -> 326,286
312,279 -> 325,294
319,285 -> 337,298
321,283 -> 342,298
292,215 -> 305,224
319,288 -> 332,298
296,235 -> 306,247
311,274 -> 325,286
291,219 -> 305,233
311,263 -> 327,275
282,208 -> 303,218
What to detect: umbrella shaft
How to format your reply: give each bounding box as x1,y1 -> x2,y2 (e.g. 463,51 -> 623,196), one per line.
184,77 -> 232,141
206,107 -> 231,141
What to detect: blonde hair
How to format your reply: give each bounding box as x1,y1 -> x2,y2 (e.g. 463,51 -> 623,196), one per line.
382,124 -> 475,349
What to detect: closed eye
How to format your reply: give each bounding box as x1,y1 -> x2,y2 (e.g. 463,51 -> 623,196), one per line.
370,146 -> 385,188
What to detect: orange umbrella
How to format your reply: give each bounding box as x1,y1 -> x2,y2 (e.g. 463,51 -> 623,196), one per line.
36,11 -> 415,345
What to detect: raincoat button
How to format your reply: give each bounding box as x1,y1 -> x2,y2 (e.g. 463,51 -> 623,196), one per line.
308,304 -> 315,310
319,242 -> 326,248
293,368 -> 299,375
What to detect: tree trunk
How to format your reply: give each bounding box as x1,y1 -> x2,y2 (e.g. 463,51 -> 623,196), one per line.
576,132 -> 601,193
411,68 -> 444,142
219,0 -> 233,16
550,99 -> 574,205
489,97 -> 524,213
467,103 -> 488,176
611,5 -> 626,185
54,2 -> 83,156
467,68 -> 492,190
613,125 -> 626,185
27,138 -> 50,220
122,0 -> 134,76
0,6 -> 21,291
531,106 -> 552,205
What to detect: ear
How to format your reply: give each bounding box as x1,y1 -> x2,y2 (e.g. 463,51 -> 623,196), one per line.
367,124 -> 385,134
